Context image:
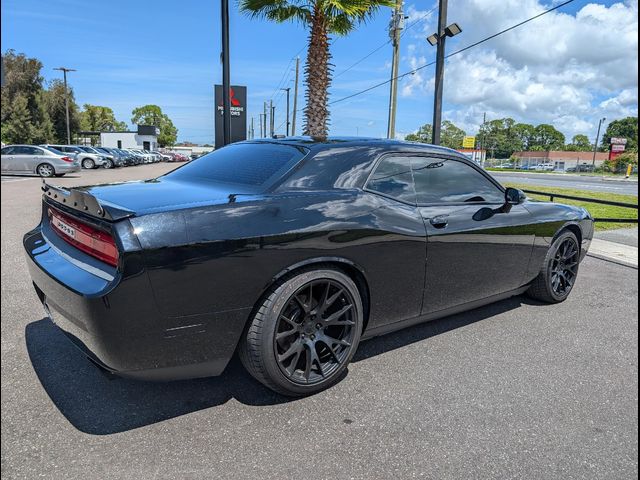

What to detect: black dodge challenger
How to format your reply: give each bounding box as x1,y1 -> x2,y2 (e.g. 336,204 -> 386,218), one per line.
24,138 -> 594,396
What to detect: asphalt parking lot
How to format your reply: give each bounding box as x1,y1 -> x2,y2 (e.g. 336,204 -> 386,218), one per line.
1,164 -> 638,479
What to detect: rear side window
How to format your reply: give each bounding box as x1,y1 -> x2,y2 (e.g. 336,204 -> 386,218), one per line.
1,147 -> 15,155
13,146 -> 42,155
411,157 -> 504,204
366,156 -> 416,204
167,143 -> 307,188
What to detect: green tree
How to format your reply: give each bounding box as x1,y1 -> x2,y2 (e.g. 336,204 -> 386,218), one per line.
405,124 -> 432,143
440,120 -> 466,149
80,104 -> 127,132
531,124 -> 565,151
478,118 -> 523,158
44,79 -> 81,143
240,0 -> 393,138
564,134 -> 592,152
1,49 -> 54,143
131,104 -> 177,146
2,93 -> 34,144
512,123 -> 535,151
601,117 -> 638,152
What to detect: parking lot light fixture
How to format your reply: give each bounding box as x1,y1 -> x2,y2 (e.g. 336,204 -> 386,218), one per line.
426,0 -> 462,145
53,67 -> 77,144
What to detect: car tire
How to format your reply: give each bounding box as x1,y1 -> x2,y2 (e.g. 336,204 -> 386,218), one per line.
239,267 -> 363,397
81,158 -> 95,169
36,163 -> 55,178
104,159 -> 114,169
527,230 -> 580,304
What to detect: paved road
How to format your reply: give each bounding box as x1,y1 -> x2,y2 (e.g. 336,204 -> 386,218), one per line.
2,165 -> 638,479
491,171 -> 639,195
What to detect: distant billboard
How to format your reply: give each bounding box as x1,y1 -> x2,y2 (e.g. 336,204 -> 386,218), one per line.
214,85 -> 247,149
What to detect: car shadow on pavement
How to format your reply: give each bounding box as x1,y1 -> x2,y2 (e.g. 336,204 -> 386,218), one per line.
26,295 -> 531,435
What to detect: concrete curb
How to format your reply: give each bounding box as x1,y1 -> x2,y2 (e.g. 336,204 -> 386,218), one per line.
587,238 -> 638,269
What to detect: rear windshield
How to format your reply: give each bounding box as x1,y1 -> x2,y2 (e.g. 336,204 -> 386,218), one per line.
166,142 -> 307,189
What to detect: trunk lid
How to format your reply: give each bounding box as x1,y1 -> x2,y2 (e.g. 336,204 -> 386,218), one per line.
43,178 -> 247,219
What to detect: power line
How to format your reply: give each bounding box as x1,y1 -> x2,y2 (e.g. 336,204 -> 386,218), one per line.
334,4 -> 438,79
329,0 -> 575,106
269,46 -> 305,101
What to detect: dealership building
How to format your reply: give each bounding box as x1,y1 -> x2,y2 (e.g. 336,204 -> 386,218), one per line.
99,125 -> 160,150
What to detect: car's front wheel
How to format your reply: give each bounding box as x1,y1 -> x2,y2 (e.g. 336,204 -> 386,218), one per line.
239,268 -> 363,397
527,230 -> 580,303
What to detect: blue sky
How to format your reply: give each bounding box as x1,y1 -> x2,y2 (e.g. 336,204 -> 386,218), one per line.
1,0 -> 637,144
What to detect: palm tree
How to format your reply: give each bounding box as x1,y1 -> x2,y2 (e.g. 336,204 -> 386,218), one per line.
240,0 -> 394,139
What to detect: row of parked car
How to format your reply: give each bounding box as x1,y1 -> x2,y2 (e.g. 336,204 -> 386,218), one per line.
0,144 -> 190,177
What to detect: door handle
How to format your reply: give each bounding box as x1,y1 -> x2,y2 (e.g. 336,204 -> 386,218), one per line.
429,215 -> 449,229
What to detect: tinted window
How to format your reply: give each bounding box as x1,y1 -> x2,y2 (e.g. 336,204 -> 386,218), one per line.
167,143 -> 307,188
13,146 -> 42,155
366,156 -> 416,204
1,147 -> 15,155
411,157 -> 504,204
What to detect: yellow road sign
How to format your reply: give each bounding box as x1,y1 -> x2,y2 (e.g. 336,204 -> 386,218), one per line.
462,136 -> 476,148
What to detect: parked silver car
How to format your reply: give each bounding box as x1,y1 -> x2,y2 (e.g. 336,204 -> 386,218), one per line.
0,145 -> 81,177
42,144 -> 106,169
74,146 -> 110,169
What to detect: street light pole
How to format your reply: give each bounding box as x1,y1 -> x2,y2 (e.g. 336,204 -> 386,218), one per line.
53,67 -> 76,144
591,117 -> 606,168
221,0 -> 232,146
281,87 -> 291,136
291,57 -> 300,136
426,0 -> 461,145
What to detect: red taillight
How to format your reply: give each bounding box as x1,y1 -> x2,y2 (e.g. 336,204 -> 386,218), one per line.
61,156 -> 74,163
48,208 -> 119,267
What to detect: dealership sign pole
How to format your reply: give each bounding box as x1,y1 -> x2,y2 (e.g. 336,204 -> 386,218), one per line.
221,0 -> 231,147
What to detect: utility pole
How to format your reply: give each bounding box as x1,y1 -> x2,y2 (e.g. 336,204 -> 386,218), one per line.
281,88 -> 291,136
427,0 -> 461,145
221,0 -> 231,146
291,57 -> 300,136
270,100 -> 275,137
53,67 -> 76,144
250,117 -> 255,139
386,0 -> 404,139
592,117 -> 606,168
263,102 -> 268,138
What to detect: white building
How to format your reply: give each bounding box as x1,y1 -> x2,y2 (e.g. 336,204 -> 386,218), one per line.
100,125 -> 159,150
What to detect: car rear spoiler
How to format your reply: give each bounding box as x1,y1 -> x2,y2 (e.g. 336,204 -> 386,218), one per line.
41,180 -> 135,221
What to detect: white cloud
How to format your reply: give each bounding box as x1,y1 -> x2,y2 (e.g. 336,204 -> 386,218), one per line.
400,0 -> 638,140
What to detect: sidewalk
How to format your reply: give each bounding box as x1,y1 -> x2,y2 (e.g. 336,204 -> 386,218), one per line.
588,238 -> 638,268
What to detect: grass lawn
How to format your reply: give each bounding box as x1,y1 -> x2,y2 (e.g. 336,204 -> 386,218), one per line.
504,183 -> 639,231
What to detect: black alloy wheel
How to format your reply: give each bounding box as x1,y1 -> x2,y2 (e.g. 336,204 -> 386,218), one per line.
239,268 -> 363,396
550,237 -> 579,297
274,279 -> 357,384
527,230 -> 581,303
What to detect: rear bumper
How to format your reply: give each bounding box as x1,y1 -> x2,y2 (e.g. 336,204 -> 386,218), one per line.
56,163 -> 81,173
24,224 -> 250,381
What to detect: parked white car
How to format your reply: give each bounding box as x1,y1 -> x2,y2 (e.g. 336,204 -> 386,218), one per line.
533,163 -> 555,171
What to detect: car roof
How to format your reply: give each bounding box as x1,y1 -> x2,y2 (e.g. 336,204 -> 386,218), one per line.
250,136 -> 463,156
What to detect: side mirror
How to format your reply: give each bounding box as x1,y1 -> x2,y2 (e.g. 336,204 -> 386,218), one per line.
505,187 -> 525,205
